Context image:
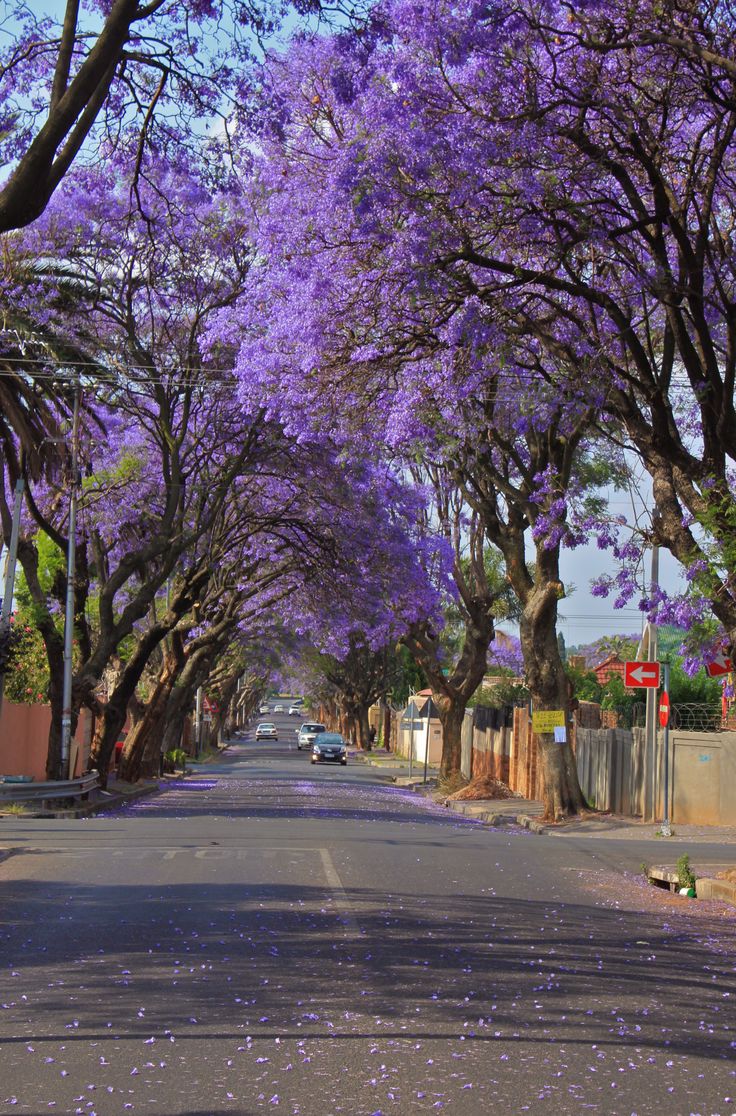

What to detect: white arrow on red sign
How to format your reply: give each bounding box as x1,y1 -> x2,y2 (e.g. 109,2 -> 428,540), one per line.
706,650 -> 732,677
624,661 -> 661,689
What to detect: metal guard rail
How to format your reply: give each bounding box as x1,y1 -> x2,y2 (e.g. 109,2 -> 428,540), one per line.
0,770 -> 100,803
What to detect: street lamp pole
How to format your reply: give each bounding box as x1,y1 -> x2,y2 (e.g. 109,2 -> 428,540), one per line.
60,383 -> 81,781
0,477 -> 26,719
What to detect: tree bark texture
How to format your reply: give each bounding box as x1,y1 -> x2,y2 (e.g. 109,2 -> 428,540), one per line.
117,652 -> 179,782
519,581 -> 586,821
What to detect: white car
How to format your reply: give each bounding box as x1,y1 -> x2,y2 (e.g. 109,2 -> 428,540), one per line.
255,722 -> 278,740
297,722 -> 326,751
259,704 -> 269,714
288,704 -> 302,715
273,704 -> 284,713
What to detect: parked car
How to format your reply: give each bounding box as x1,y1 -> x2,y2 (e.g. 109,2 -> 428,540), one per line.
255,722 -> 278,740
311,731 -> 348,765
297,722 -> 326,751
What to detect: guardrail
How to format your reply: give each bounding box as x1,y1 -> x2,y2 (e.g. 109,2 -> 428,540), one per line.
0,770 -> 100,804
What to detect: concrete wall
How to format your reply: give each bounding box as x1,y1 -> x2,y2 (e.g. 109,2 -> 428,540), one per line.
572,725 -> 736,824
396,717 -> 443,765
669,731 -> 736,826
0,702 -> 93,780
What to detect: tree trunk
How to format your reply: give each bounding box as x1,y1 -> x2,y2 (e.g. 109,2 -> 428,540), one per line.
118,657 -> 178,782
382,702 -> 391,751
433,695 -> 465,783
44,639 -> 65,780
520,583 -> 586,821
402,605 -> 492,783
209,674 -> 240,744
358,706 -> 371,750
90,641 -> 163,784
160,688 -> 191,755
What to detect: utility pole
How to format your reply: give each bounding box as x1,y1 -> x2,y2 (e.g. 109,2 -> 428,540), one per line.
0,478 -> 25,719
195,685 -> 203,758
643,544 -> 659,823
661,661 -> 672,837
60,383 -> 81,781
408,698 -> 415,780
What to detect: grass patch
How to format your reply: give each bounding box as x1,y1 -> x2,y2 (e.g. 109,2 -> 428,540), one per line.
2,801 -> 28,815
438,772 -> 469,797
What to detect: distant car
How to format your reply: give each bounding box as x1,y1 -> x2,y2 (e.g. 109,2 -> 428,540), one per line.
297,722 -> 326,751
273,704 -> 284,713
255,722 -> 278,740
259,704 -> 269,714
311,731 -> 348,765
288,704 -> 302,715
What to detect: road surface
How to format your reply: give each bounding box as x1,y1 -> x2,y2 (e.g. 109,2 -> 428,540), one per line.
1,708 -> 734,1114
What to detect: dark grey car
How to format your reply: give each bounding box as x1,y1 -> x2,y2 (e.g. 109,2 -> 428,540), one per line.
310,732 -> 348,765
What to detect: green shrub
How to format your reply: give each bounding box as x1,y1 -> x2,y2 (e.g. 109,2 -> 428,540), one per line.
676,853 -> 697,891
164,748 -> 187,772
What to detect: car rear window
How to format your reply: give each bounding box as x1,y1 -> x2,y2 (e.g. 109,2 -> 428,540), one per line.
303,723 -> 325,732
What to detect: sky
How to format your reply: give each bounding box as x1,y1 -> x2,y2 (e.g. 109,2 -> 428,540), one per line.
557,537 -> 683,649
551,462 -> 685,648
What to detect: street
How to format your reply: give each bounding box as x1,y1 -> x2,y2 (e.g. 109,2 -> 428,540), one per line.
1,710 -> 735,1116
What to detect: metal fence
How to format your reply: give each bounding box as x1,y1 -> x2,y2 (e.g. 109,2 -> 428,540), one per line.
606,701 -> 723,732
670,703 -> 723,732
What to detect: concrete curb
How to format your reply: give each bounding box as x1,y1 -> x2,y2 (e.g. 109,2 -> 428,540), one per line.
696,877 -> 736,906
406,792 -> 546,831
649,864 -> 736,907
516,814 -> 547,834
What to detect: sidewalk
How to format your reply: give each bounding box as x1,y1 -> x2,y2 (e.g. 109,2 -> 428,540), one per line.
355,750 -> 736,843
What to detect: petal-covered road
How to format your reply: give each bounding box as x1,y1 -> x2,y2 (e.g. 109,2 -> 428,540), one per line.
1,734 -> 735,1115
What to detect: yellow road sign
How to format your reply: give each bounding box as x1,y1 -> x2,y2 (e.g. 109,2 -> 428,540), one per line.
532,710 -> 565,733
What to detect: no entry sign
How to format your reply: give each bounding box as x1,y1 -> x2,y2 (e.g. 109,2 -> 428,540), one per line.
624,661 -> 661,689
705,650 -> 732,677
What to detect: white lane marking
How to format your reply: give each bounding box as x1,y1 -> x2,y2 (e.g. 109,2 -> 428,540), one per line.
319,847 -> 362,938
1,845 -> 326,861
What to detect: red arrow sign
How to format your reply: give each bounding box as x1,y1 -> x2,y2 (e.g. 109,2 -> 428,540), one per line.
706,650 -> 732,678
624,661 -> 661,689
659,692 -> 670,727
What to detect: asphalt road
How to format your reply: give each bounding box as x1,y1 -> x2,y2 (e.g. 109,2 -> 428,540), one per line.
1,708 -> 735,1116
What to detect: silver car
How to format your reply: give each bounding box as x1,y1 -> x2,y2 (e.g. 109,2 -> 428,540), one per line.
297,722 -> 326,751
255,722 -> 278,740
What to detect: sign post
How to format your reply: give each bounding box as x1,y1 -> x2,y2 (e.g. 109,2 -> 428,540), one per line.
660,663 -> 672,837
422,697 -> 434,784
